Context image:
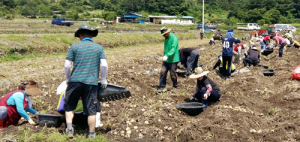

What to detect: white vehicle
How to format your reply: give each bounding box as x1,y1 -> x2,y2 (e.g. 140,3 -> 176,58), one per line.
237,23 -> 260,30
274,24 -> 296,32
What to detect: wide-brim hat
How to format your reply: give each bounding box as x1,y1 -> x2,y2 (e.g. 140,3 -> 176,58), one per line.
161,27 -> 172,35
25,84 -> 42,96
75,24 -> 98,37
189,67 -> 209,79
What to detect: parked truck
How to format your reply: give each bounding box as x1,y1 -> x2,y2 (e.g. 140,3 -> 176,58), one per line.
237,23 -> 260,30
51,18 -> 74,26
196,23 -> 218,30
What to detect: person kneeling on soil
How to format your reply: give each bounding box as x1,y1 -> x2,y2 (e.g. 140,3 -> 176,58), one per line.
209,38 -> 215,45
213,55 -> 236,74
189,67 -> 221,110
0,81 -> 41,129
179,48 -> 200,77
243,46 -> 260,67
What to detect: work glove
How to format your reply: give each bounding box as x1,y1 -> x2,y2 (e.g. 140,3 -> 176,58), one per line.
162,56 -> 168,61
100,78 -> 107,89
203,93 -> 210,100
35,112 -> 39,119
190,96 -> 195,101
28,118 -> 36,125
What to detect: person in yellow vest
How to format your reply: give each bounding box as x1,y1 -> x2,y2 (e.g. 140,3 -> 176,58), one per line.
213,55 -> 236,74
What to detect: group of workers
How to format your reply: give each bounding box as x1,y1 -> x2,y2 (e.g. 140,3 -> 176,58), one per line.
157,27 -> 221,111
0,24 -> 298,139
0,24 -> 108,138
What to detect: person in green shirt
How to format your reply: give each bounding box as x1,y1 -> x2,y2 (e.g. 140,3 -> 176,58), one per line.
157,27 -> 180,93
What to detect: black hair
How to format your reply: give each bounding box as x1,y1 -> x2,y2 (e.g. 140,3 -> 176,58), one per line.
79,30 -> 93,37
19,81 -> 37,90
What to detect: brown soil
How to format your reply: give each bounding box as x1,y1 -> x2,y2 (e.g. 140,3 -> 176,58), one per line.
1,39 -> 300,141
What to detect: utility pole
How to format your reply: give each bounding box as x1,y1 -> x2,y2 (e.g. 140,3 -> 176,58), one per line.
202,0 -> 204,33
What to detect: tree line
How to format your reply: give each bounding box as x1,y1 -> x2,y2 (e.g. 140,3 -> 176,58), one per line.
1,0 -> 300,24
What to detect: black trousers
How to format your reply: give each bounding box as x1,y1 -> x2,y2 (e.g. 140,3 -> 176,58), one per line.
222,56 -> 232,77
263,39 -> 269,46
200,33 -> 203,40
243,58 -> 259,67
186,50 -> 200,76
159,62 -> 178,88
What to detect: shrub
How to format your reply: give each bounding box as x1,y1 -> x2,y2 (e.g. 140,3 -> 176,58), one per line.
5,14 -> 12,20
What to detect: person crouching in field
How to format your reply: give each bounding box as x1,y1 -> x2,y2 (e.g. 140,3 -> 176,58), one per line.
0,81 -> 41,129
156,27 -> 180,93
179,48 -> 200,77
213,55 -> 236,74
209,38 -> 215,45
189,67 -> 221,110
243,46 -> 260,67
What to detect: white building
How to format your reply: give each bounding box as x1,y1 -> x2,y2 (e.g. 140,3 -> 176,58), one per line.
148,16 -> 194,25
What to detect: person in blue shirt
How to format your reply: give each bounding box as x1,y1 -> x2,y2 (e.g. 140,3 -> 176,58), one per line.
221,28 -> 241,79
0,81 -> 41,129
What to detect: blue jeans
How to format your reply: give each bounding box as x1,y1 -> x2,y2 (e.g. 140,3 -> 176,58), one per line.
193,87 -> 221,110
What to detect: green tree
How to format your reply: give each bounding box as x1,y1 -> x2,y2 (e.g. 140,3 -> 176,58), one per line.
72,12 -> 79,21
258,19 -> 265,26
101,11 -> 116,21
139,11 -> 149,21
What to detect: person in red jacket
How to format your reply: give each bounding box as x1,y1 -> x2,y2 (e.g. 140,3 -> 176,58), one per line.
0,81 -> 41,129
233,44 -> 245,63
263,36 -> 271,46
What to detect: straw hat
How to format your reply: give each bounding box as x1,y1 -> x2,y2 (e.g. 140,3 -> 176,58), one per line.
161,27 -> 172,35
189,67 -> 209,79
22,82 -> 42,96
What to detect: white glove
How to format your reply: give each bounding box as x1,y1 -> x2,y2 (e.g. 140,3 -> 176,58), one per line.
162,56 -> 168,61
66,79 -> 69,84
203,93 -> 210,100
28,118 -> 36,125
190,96 -> 195,100
35,112 -> 39,119
100,78 -> 107,89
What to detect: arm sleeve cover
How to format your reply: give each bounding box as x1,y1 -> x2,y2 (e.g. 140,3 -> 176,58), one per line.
64,60 -> 72,80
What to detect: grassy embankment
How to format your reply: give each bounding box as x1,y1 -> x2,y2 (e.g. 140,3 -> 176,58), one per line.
0,32 -> 196,62
0,127 -> 108,142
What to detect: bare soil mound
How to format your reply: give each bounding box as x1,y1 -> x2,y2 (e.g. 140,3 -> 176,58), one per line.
1,40 -> 300,141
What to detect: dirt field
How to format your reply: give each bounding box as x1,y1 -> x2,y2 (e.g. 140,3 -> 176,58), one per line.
1,38 -> 300,141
